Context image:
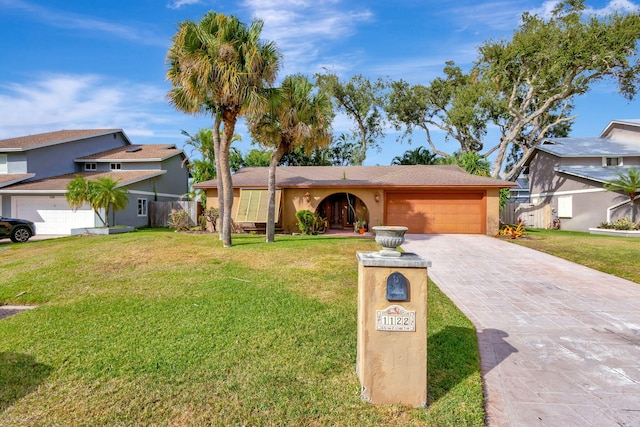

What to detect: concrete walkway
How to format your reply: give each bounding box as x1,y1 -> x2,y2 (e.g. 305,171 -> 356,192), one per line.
402,234 -> 640,427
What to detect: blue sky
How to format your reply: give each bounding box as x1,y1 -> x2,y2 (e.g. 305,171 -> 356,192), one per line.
1,0 -> 639,167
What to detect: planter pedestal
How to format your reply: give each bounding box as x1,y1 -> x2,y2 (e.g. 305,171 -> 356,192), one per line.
356,226 -> 431,407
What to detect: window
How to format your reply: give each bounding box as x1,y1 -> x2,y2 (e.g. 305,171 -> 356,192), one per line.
85,163 -> 97,171
557,195 -> 573,218
0,154 -> 6,174
603,157 -> 623,167
137,198 -> 147,216
235,189 -> 282,222
110,163 -> 122,170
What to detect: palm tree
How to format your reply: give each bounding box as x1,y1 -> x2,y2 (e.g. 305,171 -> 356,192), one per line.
66,176 -> 128,227
391,146 -> 437,165
605,168 -> 640,222
167,11 -> 280,247
91,177 -> 129,227
248,74 -> 333,242
435,152 -> 491,176
182,128 -> 241,205
66,175 -> 93,213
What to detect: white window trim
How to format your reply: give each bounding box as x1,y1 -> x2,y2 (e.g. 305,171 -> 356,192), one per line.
602,156 -> 623,167
85,162 -> 97,171
137,198 -> 148,217
110,163 -> 122,170
0,154 -> 7,174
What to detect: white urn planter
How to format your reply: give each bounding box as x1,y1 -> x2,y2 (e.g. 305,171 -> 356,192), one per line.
372,226 -> 408,257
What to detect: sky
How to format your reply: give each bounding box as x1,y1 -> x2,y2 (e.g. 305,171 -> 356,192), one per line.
1,0 -> 639,167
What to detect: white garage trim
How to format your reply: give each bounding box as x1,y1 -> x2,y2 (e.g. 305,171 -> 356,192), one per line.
12,196 -> 96,235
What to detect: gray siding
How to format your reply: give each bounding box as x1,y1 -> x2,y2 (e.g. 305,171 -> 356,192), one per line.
25,133 -> 127,180
118,162 -> 163,171
529,150 -> 638,231
529,151 -> 562,197
6,152 -> 28,174
111,156 -> 189,228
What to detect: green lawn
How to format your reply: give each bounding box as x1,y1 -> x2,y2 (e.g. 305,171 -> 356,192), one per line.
0,230 -> 484,426
513,229 -> 640,284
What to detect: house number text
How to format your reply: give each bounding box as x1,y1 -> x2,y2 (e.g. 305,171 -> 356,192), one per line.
376,305 -> 416,332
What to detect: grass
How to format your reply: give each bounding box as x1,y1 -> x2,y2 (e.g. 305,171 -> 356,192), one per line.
512,228 -> 640,284
0,229 -> 484,426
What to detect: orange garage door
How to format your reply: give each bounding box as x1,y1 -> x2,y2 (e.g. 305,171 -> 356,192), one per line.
385,191 -> 486,234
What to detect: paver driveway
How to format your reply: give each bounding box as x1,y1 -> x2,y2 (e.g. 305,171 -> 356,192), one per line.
402,234 -> 640,427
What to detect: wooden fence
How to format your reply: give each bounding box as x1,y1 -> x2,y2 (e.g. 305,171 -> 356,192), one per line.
501,202 -> 551,229
149,201 -> 199,228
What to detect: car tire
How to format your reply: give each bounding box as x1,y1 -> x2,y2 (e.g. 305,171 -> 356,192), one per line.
10,226 -> 32,243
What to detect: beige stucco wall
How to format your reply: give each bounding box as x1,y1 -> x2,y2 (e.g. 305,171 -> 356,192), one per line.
204,187 -> 383,233
356,261 -> 428,407
204,186 -> 502,235
486,188 -> 501,234
282,187 -> 384,233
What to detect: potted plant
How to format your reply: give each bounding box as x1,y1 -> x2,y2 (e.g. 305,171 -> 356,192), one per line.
354,219 -> 367,234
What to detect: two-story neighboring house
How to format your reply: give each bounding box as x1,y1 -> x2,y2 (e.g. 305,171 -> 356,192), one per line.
0,129 -> 189,234
525,119 -> 640,231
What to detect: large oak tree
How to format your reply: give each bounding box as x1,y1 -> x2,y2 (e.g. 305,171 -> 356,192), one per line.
315,73 -> 386,165
386,0 -> 640,180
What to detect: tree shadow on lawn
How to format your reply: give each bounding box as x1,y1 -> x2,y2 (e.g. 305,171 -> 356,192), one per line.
428,326 -> 518,404
427,325 -> 482,404
0,352 -> 53,413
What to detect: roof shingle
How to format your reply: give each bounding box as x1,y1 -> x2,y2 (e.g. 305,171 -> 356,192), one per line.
0,129 -> 123,150
75,144 -> 183,162
194,165 -> 514,189
0,171 -> 165,192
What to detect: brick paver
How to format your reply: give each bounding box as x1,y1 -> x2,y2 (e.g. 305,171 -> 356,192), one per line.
403,234 -> 640,427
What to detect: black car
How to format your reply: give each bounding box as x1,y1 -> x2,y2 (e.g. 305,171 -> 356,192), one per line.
0,216 -> 36,243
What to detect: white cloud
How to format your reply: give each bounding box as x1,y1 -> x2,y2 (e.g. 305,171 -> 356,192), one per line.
442,1 -> 529,32
0,74 -> 173,140
241,0 -> 374,75
586,0 -> 639,15
530,0 -> 639,18
167,0 -> 203,9
1,0 -> 167,47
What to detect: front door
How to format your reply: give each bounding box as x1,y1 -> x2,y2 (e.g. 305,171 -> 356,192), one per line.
320,194 -> 356,229
329,198 -> 343,228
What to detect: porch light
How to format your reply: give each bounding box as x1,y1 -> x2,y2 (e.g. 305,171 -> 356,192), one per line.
375,191 -> 380,203
305,191 -> 311,202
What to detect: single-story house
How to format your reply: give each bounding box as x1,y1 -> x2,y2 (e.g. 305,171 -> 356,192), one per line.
0,129 -> 190,234
525,119 -> 640,231
194,165 -> 514,235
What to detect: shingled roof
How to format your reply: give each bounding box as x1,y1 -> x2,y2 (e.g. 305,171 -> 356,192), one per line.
75,144 -> 184,162
537,137 -> 640,157
0,171 -> 166,192
0,129 -> 125,151
0,173 -> 35,188
194,165 -> 514,189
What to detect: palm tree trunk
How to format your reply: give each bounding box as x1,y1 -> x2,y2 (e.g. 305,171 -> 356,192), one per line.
220,114 -> 237,247
266,145 -> 287,243
212,117 -> 224,240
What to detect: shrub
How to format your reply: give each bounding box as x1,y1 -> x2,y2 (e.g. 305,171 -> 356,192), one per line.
202,208 -> 219,232
598,217 -> 639,230
168,209 -> 191,231
295,210 -> 316,235
496,219 -> 526,239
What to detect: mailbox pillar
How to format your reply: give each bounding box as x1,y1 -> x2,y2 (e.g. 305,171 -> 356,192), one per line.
356,251 -> 430,407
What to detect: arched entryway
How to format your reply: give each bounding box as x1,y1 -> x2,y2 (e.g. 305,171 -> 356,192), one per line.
316,193 -> 368,230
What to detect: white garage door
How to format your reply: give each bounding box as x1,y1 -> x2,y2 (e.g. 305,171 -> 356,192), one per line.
13,196 -> 95,235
